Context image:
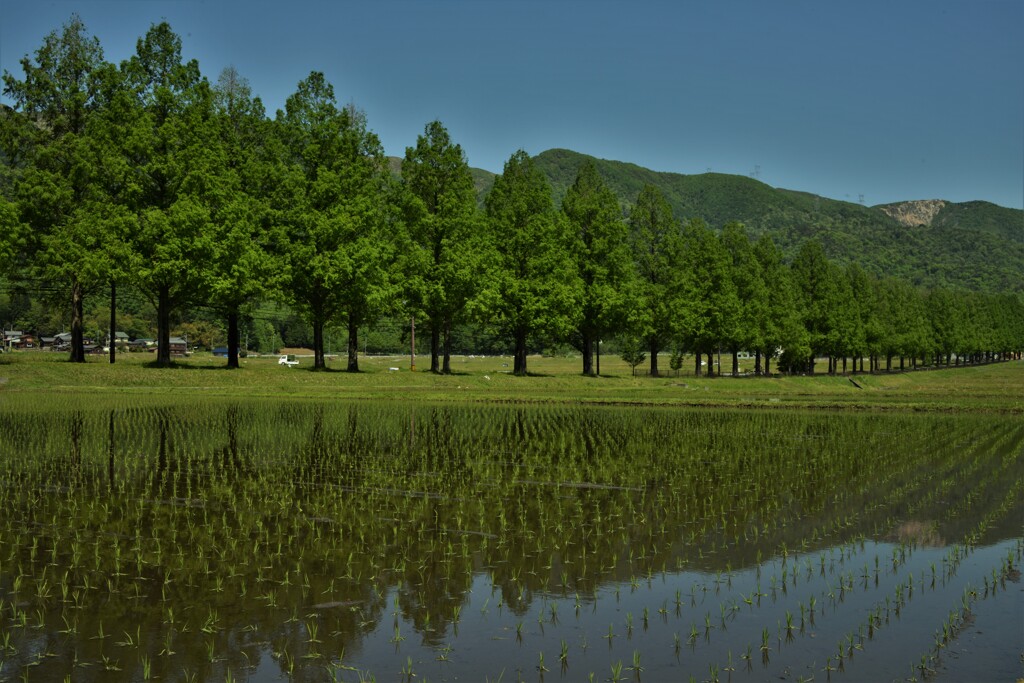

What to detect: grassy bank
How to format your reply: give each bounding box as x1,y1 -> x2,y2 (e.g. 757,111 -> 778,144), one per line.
0,350 -> 1020,412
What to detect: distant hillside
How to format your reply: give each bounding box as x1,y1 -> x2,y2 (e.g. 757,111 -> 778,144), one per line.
522,149 -> 1023,294
388,156 -> 496,201
930,200 -> 1021,243
394,149 -> 1021,294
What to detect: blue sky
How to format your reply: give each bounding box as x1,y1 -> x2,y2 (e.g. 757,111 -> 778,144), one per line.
3,0 -> 1022,209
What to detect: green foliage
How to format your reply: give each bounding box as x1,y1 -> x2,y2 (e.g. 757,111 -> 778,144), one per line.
524,149 -> 1023,295
627,184 -> 681,375
719,222 -> 766,359
479,150 -> 582,375
676,218 -> 737,367
401,120 -> 483,373
252,318 -> 283,354
1,14 -> 119,361
788,244 -> 862,369
929,200 -> 1022,243
205,66 -> 276,367
562,161 -> 633,374
110,21 -> 219,366
619,335 -> 646,376
274,72 -> 397,370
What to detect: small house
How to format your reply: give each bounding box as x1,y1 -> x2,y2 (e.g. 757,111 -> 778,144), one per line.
169,337 -> 188,356
3,330 -> 23,350
128,338 -> 154,352
108,331 -> 130,349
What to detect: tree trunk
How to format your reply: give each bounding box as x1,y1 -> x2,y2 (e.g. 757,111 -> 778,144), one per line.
649,339 -> 659,377
694,352 -> 702,377
227,310 -> 240,369
430,320 -> 440,373
410,314 -> 416,371
764,350 -> 771,376
755,350 -> 762,376
156,285 -> 171,367
582,331 -> 593,376
513,326 -> 527,375
312,317 -> 324,369
596,340 -> 601,376
442,318 -> 452,374
109,280 -> 116,364
731,349 -> 739,376
347,318 -> 359,372
69,279 -> 86,363
886,354 -> 892,372
707,352 -> 715,378
899,356 -> 905,371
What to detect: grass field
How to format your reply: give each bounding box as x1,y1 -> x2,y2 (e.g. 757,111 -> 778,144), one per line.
1,350 -> 1020,412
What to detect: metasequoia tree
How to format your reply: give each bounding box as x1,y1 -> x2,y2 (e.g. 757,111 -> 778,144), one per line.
2,15 -> 114,362
751,233 -> 805,374
207,66 -> 275,369
718,222 -> 766,376
480,150 -> 580,375
275,72 -> 395,371
627,184 -> 680,377
677,218 -> 737,377
117,22 -> 216,366
562,161 -> 633,376
401,120 -> 482,374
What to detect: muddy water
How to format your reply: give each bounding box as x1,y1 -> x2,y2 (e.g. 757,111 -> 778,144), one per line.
0,399 -> 1020,682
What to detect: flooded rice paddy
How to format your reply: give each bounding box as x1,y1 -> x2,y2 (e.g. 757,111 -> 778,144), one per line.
0,397 -> 1021,682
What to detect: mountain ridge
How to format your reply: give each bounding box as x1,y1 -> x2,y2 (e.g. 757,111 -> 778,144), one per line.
390,149 -> 1022,294
528,149 -> 1022,294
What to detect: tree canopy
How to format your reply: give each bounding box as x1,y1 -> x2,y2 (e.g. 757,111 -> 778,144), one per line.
1,17 -> 1021,375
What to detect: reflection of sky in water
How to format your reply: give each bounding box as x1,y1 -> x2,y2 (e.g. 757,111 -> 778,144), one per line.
307,539 -> 1020,682
1,400 -> 1020,681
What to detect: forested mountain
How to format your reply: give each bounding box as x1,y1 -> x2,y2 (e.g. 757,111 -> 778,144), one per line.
467,149 -> 1022,294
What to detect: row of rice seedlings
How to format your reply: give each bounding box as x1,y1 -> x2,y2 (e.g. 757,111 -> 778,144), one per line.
0,397 -> 1019,680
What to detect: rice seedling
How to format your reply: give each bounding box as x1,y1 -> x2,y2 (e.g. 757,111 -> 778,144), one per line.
0,396 -> 1018,681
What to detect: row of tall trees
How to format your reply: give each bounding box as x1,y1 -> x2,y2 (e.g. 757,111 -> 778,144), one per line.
2,18 -> 1021,375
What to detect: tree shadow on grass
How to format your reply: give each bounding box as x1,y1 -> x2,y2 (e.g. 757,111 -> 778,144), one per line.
141,361 -> 259,371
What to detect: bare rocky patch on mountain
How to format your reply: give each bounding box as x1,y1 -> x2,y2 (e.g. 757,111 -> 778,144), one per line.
878,199 -> 947,227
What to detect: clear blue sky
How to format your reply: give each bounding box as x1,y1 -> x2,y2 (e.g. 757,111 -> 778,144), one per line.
3,0 -> 1022,209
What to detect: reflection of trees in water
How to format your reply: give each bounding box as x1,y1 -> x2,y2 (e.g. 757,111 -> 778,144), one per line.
1,399 -> 1021,680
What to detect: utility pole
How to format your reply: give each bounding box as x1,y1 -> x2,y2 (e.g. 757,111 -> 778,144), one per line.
410,314 -> 416,372
109,281 -> 116,364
